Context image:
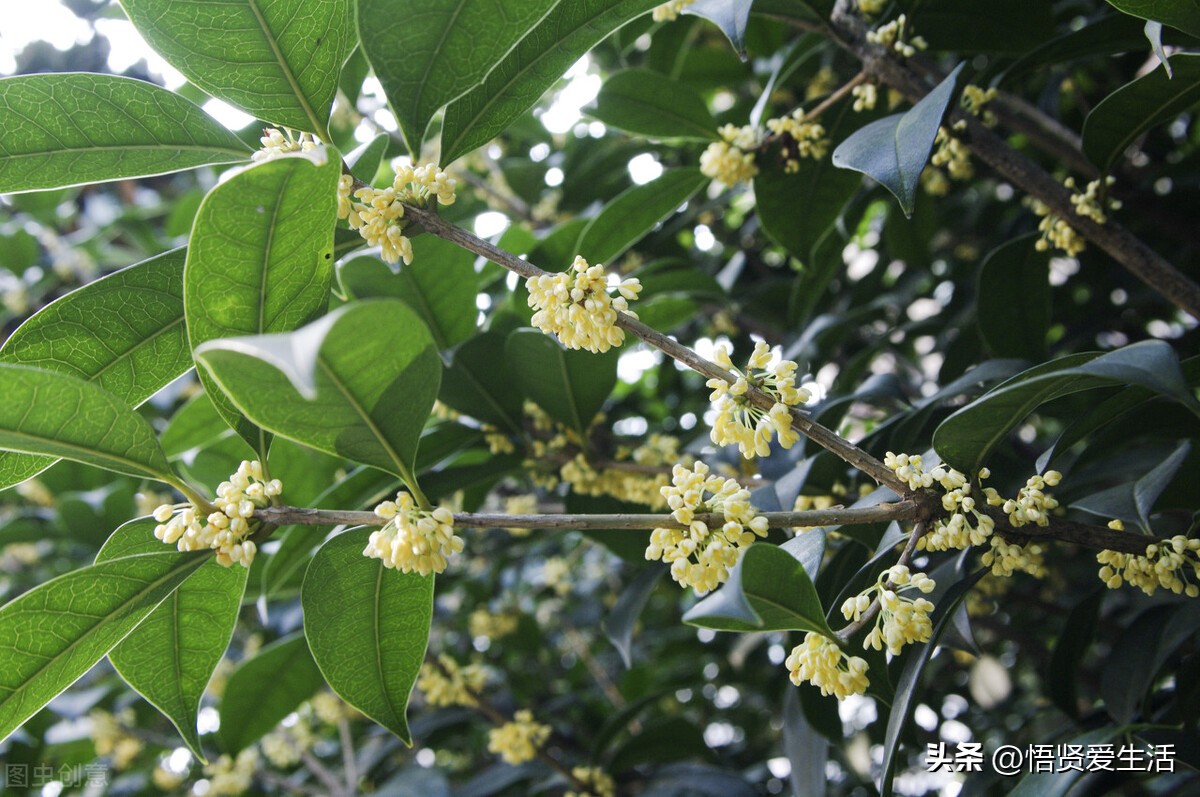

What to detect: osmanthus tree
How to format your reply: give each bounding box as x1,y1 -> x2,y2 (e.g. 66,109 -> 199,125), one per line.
0,0 -> 1199,794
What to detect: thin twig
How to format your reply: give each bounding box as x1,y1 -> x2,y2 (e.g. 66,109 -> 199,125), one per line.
299,749 -> 346,797
337,718 -> 358,796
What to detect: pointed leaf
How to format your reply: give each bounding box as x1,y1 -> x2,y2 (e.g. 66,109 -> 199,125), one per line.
0,363 -> 174,484
933,341 -> 1200,473
439,332 -> 525,432
302,528 -> 433,743
603,568 -> 663,669
119,0 -> 355,137
0,74 -> 250,194
832,63 -> 964,216
339,237 -> 478,351
576,168 -> 707,265
588,69 -> 718,141
345,132 -> 391,183
97,519 -> 247,760
219,633 -> 325,754
1083,54 -> 1200,172
686,0 -> 754,57
506,330 -> 617,438
1105,0 -> 1200,39
0,248 -> 192,489
440,0 -> 660,164
1145,21 -> 1173,77
783,687 -> 829,797
683,538 -> 834,635
1073,441 -> 1192,531
196,300 -> 440,487
976,236 -> 1050,360
357,0 -> 558,153
186,152 -> 341,452
0,542 -> 208,743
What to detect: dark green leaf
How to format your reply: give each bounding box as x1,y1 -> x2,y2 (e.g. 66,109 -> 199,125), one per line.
0,541 -> 208,742
831,63 -> 964,216
783,687 -> 828,797
98,519 -> 247,760
119,0 -> 355,137
345,133 -> 391,183
0,364 -> 174,485
1100,602 -> 1200,724
196,300 -> 440,487
900,0 -> 1054,53
603,567 -> 662,669
686,0 -> 754,57
683,539 -> 834,635
161,392 -> 244,461
357,0 -> 558,153
1008,726 -> 1137,797
1105,0 -> 1200,39
1047,590 -> 1103,719
439,332 -> 525,432
440,0 -> 660,163
302,528 -> 433,743
0,248 -> 192,488
0,74 -> 250,193
588,69 -> 718,141
576,168 -> 706,265
976,236 -> 1050,360
186,153 -> 341,452
219,633 -> 325,754
1083,54 -> 1200,171
1073,441 -> 1191,531
506,330 -> 617,438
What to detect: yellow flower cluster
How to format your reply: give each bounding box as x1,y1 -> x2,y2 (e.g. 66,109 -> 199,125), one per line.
205,749 -> 259,796
707,341 -> 809,458
342,163 -> 456,265
842,565 -> 936,655
1069,176 -> 1121,224
261,716 -> 314,769
89,709 -> 143,770
766,109 -> 829,172
487,710 -> 552,765
1098,533 -> 1200,597
566,767 -> 616,797
883,451 -> 935,490
482,423 -> 517,454
652,0 -> 694,21
930,125 -> 973,181
960,84 -> 998,126
865,14 -> 927,58
251,127 -> 319,163
527,256 -> 642,353
981,535 -> 1047,578
858,0 -> 887,16
700,124 -> 762,187
311,691 -> 356,725
152,460 -> 281,568
1031,176 -> 1114,258
469,608 -> 520,639
364,492 -> 462,576
785,632 -> 870,700
920,466 -> 996,551
504,494 -> 538,536
417,654 -> 488,707
807,66 -> 839,99
645,461 -> 770,593
852,82 -> 878,112
993,471 -> 1061,527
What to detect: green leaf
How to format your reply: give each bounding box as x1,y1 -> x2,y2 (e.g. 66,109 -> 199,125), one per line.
683,538 -> 834,635
440,0 -> 660,164
0,363 -> 174,485
0,540 -> 208,743
0,74 -> 251,194
1082,54 -> 1200,172
339,238 -> 478,351
576,168 -> 707,265
831,63 -> 964,217
686,0 -> 754,58
357,0 -> 558,153
933,341 -> 1200,473
899,0 -> 1054,53
1008,726 -> 1138,797
976,236 -> 1050,360
345,133 -> 391,183
783,687 -> 829,797
1073,441 -> 1192,532
302,528 -> 433,743
219,633 -> 325,754
506,330 -> 617,438
439,332 -> 525,432
0,248 -> 192,489
186,153 -> 341,452
97,519 -> 247,760
119,0 -> 355,138
1145,21 -> 1173,78
196,300 -> 440,487
161,392 -> 244,461
588,69 -> 718,141
1047,590 -> 1103,719
1105,0 -> 1200,39
603,567 -> 663,669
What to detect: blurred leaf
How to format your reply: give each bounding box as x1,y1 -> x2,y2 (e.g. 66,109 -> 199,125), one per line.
999,13 -> 1147,85
577,168 -> 706,265
186,153 -> 341,453
358,0 -> 558,153
1074,441 -> 1191,531
1105,0 -> 1200,38
1008,726 -> 1137,797
589,69 -> 718,140
1047,590 -> 1103,719
506,330 -> 617,438
608,716 -> 712,772
604,567 -> 663,669
1083,54 -> 1200,171
686,0 -> 754,57
303,528 -> 432,744
832,63 -> 964,217
440,0 -> 660,163
439,332 -> 525,432
900,0 -> 1053,53
196,300 -> 440,488
345,132 -> 391,182
119,0 -> 354,137
783,687 -> 828,797
0,74 -> 250,193
0,248 -> 192,488
976,237 -> 1049,360
99,519 -> 247,760
0,540 -> 207,742
219,633 -> 325,754
161,392 -> 244,461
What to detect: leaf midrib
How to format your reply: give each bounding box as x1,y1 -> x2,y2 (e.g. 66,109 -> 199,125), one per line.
0,427 -> 167,482
246,0 -> 326,137
0,143 -> 252,161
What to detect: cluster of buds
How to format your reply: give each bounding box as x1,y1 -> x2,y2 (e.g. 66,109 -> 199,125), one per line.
920,466 -> 996,551
707,341 -> 810,459
852,82 -> 878,112
785,632 -> 870,700
865,14 -> 927,58
417,654 -> 488,707
565,767 -> 616,797
364,491 -> 462,576
842,565 -> 937,655
1069,176 -> 1121,224
341,162 -> 456,266
981,535 -> 1047,578
991,471 -> 1061,527
765,109 -> 829,172
152,460 -> 281,567
1098,526 -> 1200,597
645,461 -> 770,593
700,124 -> 762,187
487,710 -> 552,765
527,256 -> 642,353
960,84 -> 999,127
252,127 -> 319,162
1029,175 -> 1115,258
651,0 -> 694,22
